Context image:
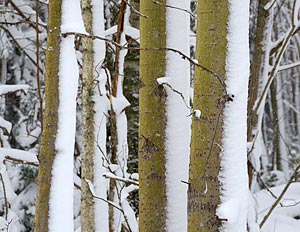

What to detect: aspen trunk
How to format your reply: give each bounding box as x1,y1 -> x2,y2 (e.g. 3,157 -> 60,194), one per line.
81,0 -> 95,231
139,0 -> 167,231
188,0 -> 228,231
34,0 -> 61,230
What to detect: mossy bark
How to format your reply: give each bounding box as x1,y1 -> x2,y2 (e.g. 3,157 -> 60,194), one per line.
81,0 -> 95,231
34,0 -> 61,231
188,0 -> 228,231
139,1 -> 167,231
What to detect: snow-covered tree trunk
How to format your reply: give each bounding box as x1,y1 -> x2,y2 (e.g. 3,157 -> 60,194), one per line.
217,0 -> 250,230
92,0 -> 110,231
81,0 -> 110,230
188,0 -> 250,231
187,0 -> 228,230
139,0 -> 167,231
34,0 -> 85,230
34,0 -> 62,230
164,0 -> 191,231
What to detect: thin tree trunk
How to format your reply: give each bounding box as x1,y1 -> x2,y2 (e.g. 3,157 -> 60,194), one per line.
188,0 -> 228,231
109,2 -> 127,231
34,0 -> 61,230
92,0 -> 110,230
247,0 -> 271,187
139,0 -> 167,231
270,79 -> 281,170
81,0 -> 95,230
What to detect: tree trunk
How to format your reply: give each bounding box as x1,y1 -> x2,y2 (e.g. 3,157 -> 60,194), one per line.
247,0 -> 271,187
81,0 -> 95,231
165,0 -> 191,231
187,0 -> 228,231
270,79 -> 281,171
34,0 -> 61,230
139,0 -> 167,231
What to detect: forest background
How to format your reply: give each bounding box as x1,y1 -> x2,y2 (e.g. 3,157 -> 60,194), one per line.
1,0 -> 300,231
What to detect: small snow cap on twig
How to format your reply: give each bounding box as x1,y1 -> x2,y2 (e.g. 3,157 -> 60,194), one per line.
193,109 -> 201,120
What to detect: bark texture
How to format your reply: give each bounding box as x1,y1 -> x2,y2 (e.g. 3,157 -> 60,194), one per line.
34,0 -> 61,230
247,0 -> 270,140
81,0 -> 95,231
188,0 -> 228,231
139,0 -> 167,231
247,0 -> 270,187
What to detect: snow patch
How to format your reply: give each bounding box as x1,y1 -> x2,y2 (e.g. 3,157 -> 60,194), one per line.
61,0 -> 86,34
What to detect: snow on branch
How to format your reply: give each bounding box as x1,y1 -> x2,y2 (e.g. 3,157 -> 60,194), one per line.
111,96 -> 130,115
259,164 -> 300,228
254,2 -> 300,115
124,0 -> 148,18
0,148 -> 38,165
61,32 -> 225,88
0,117 -> 12,135
0,84 -> 29,96
84,178 -> 137,232
157,77 -> 192,110
102,172 -> 139,186
152,0 -> 196,18
278,61 -> 300,72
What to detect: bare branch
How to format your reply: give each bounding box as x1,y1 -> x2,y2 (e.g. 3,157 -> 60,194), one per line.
0,174 -> 8,221
259,164 -> 300,228
102,172 -> 139,186
152,0 -> 196,18
124,0 -> 148,18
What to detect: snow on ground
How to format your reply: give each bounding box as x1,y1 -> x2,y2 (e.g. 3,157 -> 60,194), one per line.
256,182 -> 300,232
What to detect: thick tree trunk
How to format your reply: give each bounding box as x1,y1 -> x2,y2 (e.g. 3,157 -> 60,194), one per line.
187,0 -> 228,231
139,0 -> 167,231
34,0 -> 61,231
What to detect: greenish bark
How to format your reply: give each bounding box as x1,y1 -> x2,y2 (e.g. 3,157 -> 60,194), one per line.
34,0 -> 61,231
188,0 -> 228,231
81,0 -> 95,231
139,1 -> 166,231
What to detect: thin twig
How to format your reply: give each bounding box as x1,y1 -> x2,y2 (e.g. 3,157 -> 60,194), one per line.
124,0 -> 148,18
6,0 -> 46,31
259,164 -> 300,228
103,173 -> 139,186
35,0 -> 43,131
0,25 -> 44,74
158,82 -> 192,110
254,0 -> 300,115
0,174 -> 8,221
152,0 -> 196,18
4,156 -> 38,167
62,31 -> 226,89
